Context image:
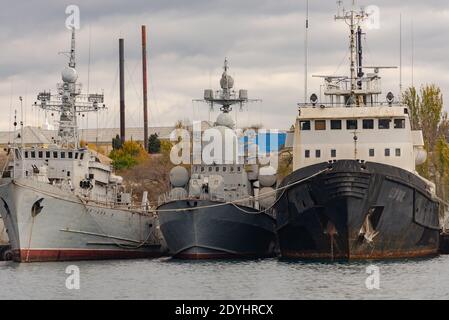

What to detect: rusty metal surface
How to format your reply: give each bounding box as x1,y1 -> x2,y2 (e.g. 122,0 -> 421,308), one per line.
276,160 -> 440,261
282,248 -> 438,260
12,248 -> 164,263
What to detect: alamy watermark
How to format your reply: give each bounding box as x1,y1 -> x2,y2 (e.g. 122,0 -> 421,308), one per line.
364,5 -> 380,30
65,265 -> 80,290
365,265 -> 380,290
169,123 -> 280,170
65,5 -> 80,30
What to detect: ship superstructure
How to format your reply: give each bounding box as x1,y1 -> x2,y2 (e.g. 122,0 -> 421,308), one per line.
0,29 -> 164,262
157,60 -> 277,259
275,2 -> 440,260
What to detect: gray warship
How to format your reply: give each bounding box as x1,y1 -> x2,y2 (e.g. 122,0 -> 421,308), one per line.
157,60 -> 277,259
0,219 -> 8,258
0,29 -> 165,262
275,2 -> 440,260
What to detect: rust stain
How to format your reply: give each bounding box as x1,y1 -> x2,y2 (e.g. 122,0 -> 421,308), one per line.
282,248 -> 438,260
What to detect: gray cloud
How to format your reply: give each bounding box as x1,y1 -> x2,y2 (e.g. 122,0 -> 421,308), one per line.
1,0 -> 448,132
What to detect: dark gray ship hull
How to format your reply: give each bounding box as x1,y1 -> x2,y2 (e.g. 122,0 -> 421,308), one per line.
158,200 -> 277,259
275,160 -> 440,260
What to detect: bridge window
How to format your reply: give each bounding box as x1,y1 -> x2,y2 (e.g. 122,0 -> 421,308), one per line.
300,121 -> 311,131
201,167 -> 205,172
53,151 -> 58,159
315,120 -> 326,131
208,167 -> 212,172
331,149 -> 337,158
363,119 -> 374,129
379,119 -> 391,129
38,151 -> 43,159
346,120 -> 358,130
68,152 -> 73,159
305,150 -> 310,158
216,167 -> 219,172
25,151 -> 29,158
46,151 -> 51,158
315,150 -> 321,158
385,148 -> 390,157
395,148 -> 401,157
75,152 -> 79,159
223,167 -> 227,172
394,119 -> 405,129
61,152 -> 66,159
369,149 -> 375,157
331,120 -> 342,130
31,151 -> 36,158
80,153 -> 84,160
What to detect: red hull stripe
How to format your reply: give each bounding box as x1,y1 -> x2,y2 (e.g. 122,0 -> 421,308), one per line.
15,249 -> 162,262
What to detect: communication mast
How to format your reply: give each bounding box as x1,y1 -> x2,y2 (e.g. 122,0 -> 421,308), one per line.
35,28 -> 105,148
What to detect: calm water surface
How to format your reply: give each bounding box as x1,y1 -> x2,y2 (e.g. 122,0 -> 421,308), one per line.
1,256 -> 448,299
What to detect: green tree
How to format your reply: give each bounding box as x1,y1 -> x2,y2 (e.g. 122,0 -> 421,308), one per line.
109,140 -> 148,170
403,84 -> 449,201
148,133 -> 161,154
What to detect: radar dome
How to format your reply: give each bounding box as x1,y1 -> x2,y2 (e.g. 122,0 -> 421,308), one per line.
220,74 -> 234,89
259,166 -> 277,187
258,187 -> 276,209
169,166 -> 189,187
215,113 -> 235,129
169,187 -> 188,199
62,67 -> 78,83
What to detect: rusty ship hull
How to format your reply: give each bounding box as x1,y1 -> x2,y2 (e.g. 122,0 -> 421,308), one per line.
275,160 -> 440,260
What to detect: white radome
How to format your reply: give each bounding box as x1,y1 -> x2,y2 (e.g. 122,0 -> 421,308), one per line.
169,166 -> 189,187
220,74 -> 234,89
258,187 -> 276,208
61,67 -> 78,83
215,113 -> 235,129
169,187 -> 188,200
258,166 -> 277,187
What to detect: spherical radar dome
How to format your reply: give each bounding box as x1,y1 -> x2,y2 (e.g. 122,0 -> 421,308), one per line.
258,187 -> 276,208
215,113 -> 235,129
62,67 -> 78,83
169,166 -> 189,187
220,74 -> 234,89
259,166 -> 277,187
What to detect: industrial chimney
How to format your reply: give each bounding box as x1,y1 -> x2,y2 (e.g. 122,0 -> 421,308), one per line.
141,26 -> 149,151
119,38 -> 125,144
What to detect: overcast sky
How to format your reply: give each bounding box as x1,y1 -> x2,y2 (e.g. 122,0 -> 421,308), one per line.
0,0 -> 448,132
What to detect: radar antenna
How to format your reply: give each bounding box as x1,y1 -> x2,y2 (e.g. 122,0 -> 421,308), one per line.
34,28 -> 106,148
194,58 -> 261,114
335,0 -> 369,99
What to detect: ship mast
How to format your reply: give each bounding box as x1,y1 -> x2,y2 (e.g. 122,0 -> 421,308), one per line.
335,0 -> 368,103
196,58 -> 259,114
35,28 -> 105,149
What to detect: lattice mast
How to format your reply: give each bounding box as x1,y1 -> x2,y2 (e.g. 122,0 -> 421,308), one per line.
35,28 -> 105,148
335,0 -> 369,102
197,58 -> 260,114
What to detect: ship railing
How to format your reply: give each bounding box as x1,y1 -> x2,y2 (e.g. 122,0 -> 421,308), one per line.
157,190 -> 260,210
298,100 -> 403,108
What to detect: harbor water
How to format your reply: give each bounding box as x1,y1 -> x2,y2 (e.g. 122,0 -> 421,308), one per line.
1,256 -> 448,300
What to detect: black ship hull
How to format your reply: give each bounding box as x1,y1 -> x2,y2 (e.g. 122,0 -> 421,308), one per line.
275,160 -> 440,260
157,200 -> 277,259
